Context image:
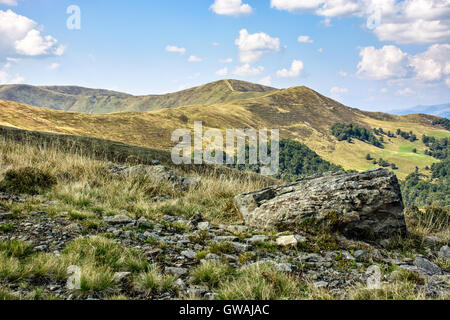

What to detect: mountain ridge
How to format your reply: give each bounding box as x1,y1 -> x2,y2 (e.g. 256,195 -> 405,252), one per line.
0,79 -> 277,114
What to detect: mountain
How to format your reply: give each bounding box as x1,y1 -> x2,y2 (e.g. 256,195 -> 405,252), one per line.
0,80 -> 276,114
1,81 -> 448,180
392,103 -> 450,119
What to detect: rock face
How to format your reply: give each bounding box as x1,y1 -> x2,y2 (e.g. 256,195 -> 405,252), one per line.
234,169 -> 407,240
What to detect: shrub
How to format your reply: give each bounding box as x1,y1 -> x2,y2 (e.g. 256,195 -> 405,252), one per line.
0,167 -> 56,195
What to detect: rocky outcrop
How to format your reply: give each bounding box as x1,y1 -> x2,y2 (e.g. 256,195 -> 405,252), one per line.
234,169 -> 407,240
109,163 -> 200,190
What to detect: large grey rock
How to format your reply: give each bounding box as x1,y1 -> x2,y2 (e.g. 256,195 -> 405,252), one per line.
234,169 -> 406,240
414,257 -> 442,275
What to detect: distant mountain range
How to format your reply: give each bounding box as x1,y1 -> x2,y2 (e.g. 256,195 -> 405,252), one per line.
0,79 -> 448,179
0,80 -> 276,114
392,103 -> 450,119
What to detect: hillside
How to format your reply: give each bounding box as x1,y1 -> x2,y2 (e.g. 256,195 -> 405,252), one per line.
1,119 -> 448,301
0,80 -> 276,114
1,83 -> 448,180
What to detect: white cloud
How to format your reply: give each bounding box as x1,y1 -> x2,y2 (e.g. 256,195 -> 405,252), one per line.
297,35 -> 314,43
380,87 -> 388,93
258,76 -> 272,86
271,0 -> 323,11
219,58 -> 233,63
409,44 -> 450,81
396,87 -> 415,96
210,0 -> 253,16
357,43 -> 450,86
318,48 -> 324,53
270,0 -> 450,45
0,10 -> 64,58
212,42 -> 220,46
15,29 -> 64,56
233,64 -> 264,76
446,78 -> 450,88
216,67 -> 228,76
338,71 -> 348,77
357,45 -> 408,80
0,0 -> 18,6
188,55 -> 203,62
235,29 -> 280,63
165,45 -> 186,55
276,59 -> 304,78
48,62 -> 60,70
374,19 -> 450,44
316,0 -> 360,17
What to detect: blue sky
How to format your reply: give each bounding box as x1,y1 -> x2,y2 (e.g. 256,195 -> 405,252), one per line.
0,0 -> 449,112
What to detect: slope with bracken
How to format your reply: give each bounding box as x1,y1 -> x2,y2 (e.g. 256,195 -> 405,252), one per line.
0,80 -> 276,114
0,82 -> 448,179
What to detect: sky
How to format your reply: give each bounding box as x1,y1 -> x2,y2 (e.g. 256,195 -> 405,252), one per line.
0,0 -> 449,113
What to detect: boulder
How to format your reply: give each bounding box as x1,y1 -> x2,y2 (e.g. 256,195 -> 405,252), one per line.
234,169 -> 407,240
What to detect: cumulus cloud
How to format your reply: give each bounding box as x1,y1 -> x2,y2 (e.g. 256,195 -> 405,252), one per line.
276,60 -> 304,78
357,45 -> 408,80
188,55 -> 203,62
409,44 -> 450,81
357,44 -> 450,86
216,67 -> 228,76
0,10 -> 65,57
233,64 -> 264,76
316,0 -> 360,17
297,35 -> 314,43
374,19 -> 450,44
210,0 -> 252,16
270,0 -> 450,44
165,45 -> 186,55
235,29 -> 280,64
271,0 -> 323,11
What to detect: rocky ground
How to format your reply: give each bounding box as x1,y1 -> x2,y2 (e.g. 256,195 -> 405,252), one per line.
0,190 -> 448,300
